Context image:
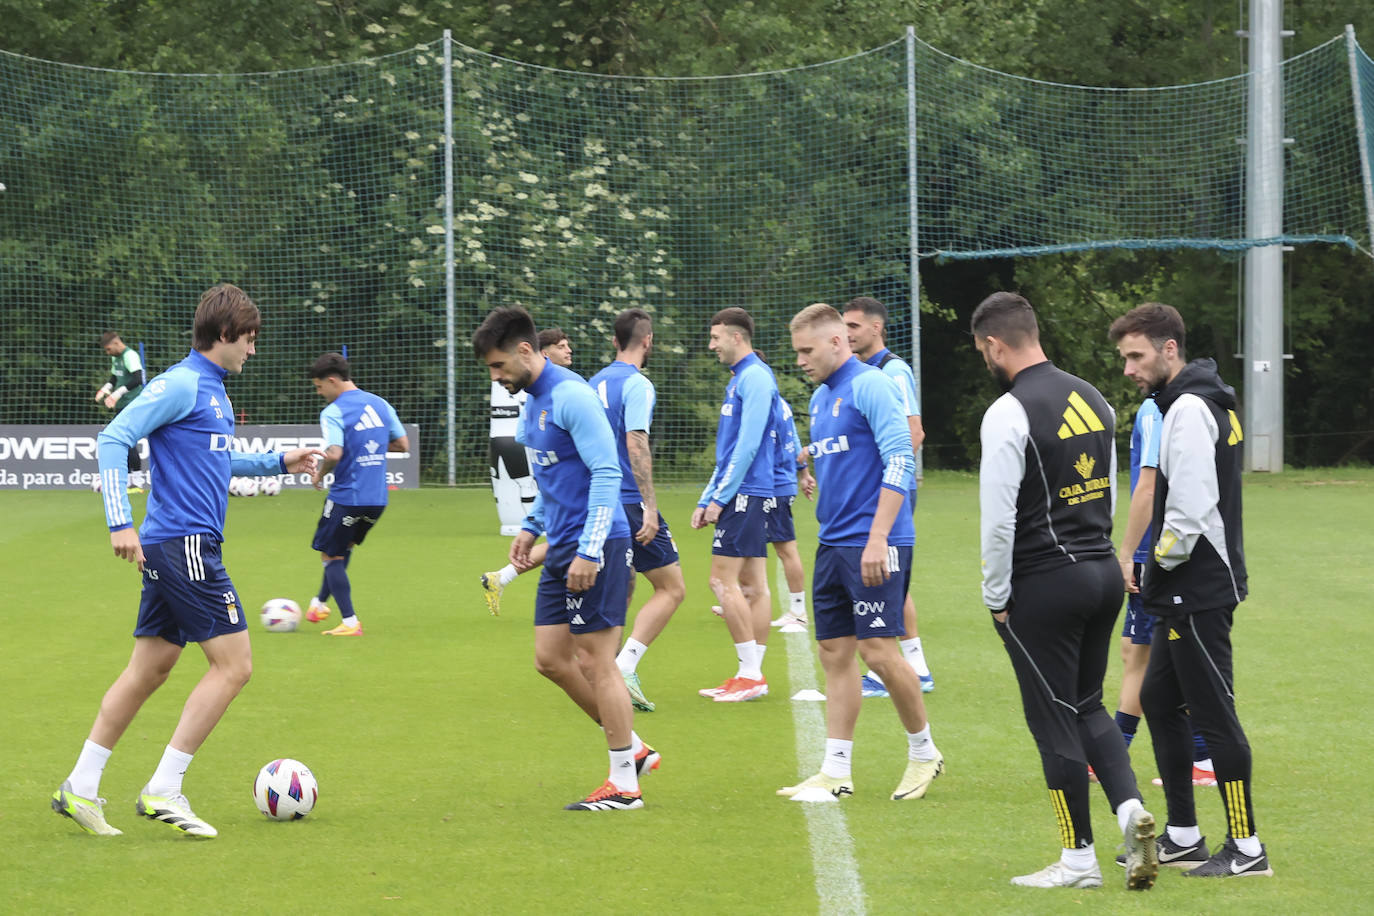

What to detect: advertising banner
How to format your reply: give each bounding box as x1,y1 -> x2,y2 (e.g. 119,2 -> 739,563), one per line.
0,424 -> 420,490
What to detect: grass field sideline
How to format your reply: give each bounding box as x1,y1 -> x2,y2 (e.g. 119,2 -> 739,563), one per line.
3,469 -> 1370,914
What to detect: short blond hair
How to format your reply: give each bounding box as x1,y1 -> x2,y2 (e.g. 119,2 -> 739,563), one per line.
789,302 -> 843,334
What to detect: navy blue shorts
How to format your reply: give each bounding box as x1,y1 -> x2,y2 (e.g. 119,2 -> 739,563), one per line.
812,543 -> 912,641
711,494 -> 768,558
765,495 -> 797,544
135,536 -> 247,647
312,500 -> 385,556
534,537 -> 633,633
1122,564 -> 1157,644
623,502 -> 679,572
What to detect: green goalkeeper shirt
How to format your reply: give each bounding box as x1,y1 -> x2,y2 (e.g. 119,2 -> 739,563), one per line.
109,348 -> 143,410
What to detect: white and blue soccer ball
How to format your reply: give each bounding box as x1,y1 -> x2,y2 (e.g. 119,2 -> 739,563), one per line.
260,598 -> 301,633
260,476 -> 282,496
239,476 -> 260,497
253,758 -> 318,820
228,476 -> 243,496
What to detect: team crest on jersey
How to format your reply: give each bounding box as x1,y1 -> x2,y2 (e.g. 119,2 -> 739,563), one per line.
144,379 -> 168,400
538,409 -> 548,430
832,397 -> 843,417
223,591 -> 240,625
1074,453 -> 1096,479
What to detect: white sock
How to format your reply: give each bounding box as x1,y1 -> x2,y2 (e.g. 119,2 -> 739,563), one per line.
753,643 -> 768,675
734,640 -> 761,680
68,740 -> 113,799
789,592 -> 806,615
906,725 -> 938,761
821,738 -> 853,778
342,615 -> 360,628
498,564 -> 519,587
1115,796 -> 1144,835
1195,757 -> 1214,772
608,746 -> 638,793
617,639 -> 648,675
629,731 -> 643,756
1234,834 -> 1263,857
1167,823 -> 1202,846
1061,845 -> 1096,870
147,745 -> 194,797
901,636 -> 931,677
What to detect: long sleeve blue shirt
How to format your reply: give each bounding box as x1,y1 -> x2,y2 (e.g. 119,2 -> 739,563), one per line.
97,350 -> 285,543
807,356 -> 915,547
517,361 -> 630,560
699,352 -> 778,507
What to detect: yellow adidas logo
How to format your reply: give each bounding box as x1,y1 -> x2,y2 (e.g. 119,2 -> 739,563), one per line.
1057,391 -> 1106,439
1227,410 -> 1243,446
1168,628 -> 1181,641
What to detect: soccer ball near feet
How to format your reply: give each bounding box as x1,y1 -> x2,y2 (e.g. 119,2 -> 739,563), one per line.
253,758 -> 318,820
260,598 -> 302,632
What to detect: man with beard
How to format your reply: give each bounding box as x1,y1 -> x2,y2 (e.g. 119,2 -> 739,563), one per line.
842,296 -> 936,695
974,291 -> 1156,890
692,308 -> 779,703
480,327 -> 579,613
1109,303 -> 1269,878
474,306 -> 656,811
589,308 -> 686,714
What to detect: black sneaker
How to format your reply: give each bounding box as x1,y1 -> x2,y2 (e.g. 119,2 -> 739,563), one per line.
564,780 -> 644,811
1116,833 -> 1210,868
1183,837 -> 1273,878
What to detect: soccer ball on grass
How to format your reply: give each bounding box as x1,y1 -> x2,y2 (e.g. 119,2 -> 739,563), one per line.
253,758 -> 318,820
260,598 -> 302,632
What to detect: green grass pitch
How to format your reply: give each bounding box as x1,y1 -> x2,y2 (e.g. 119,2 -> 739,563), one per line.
3,470 -> 1371,914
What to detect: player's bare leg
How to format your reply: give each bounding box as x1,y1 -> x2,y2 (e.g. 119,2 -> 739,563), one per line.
860,638 -> 928,734
626,563 -> 685,647
535,624 -> 601,721
88,636 -> 182,749
817,636 -> 863,739
860,637 -> 943,800
167,630 -> 252,754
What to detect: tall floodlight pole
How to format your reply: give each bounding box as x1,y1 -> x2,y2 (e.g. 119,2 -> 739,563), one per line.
905,26 -> 923,479
1243,0 -> 1286,472
443,30 -> 457,486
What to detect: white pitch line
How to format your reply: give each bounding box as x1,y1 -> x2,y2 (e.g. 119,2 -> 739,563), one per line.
777,559 -> 866,916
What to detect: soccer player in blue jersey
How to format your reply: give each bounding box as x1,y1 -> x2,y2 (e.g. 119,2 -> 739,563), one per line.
777,303 -> 943,802
302,353 -> 409,637
765,393 -> 814,631
479,327 -> 576,614
53,284 -> 320,839
475,306 -> 657,811
589,309 -> 686,713
843,297 -> 935,694
691,308 -> 779,703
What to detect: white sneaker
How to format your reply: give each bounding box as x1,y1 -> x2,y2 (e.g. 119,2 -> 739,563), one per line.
770,612 -> 807,629
136,786 -> 218,837
891,756 -> 944,800
52,781 -> 122,836
1010,860 -> 1103,888
777,772 -> 853,799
